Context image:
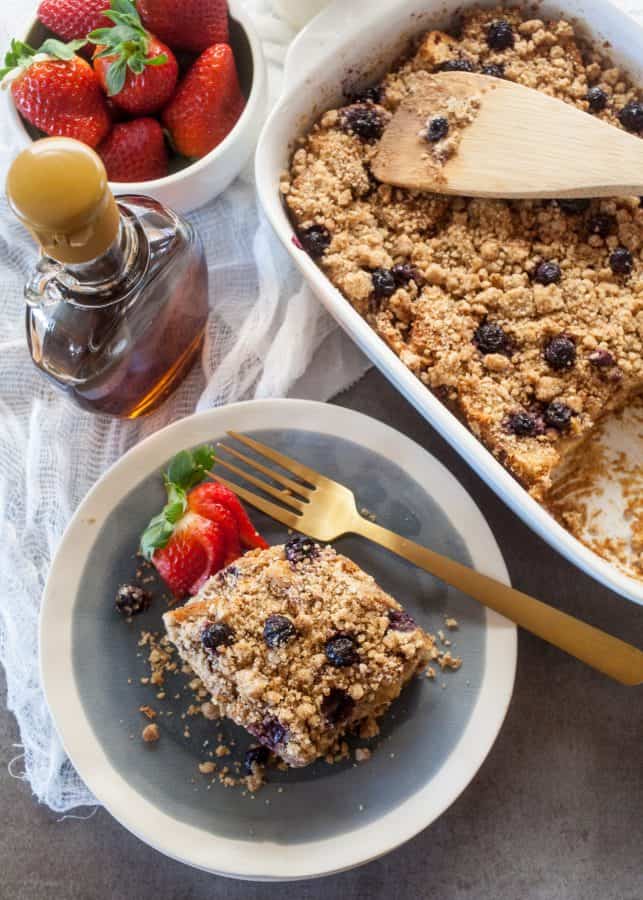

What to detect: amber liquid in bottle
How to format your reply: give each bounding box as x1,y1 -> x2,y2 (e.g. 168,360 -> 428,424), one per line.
8,139 -> 209,418
26,197 -> 208,418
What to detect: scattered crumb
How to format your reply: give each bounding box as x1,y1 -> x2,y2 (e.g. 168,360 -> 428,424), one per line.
139,705 -> 157,720
198,762 -> 217,775
355,748 -> 372,763
142,724 -> 160,743
200,701 -> 218,720
438,651 -> 463,671
359,717 -> 380,740
445,617 -> 459,630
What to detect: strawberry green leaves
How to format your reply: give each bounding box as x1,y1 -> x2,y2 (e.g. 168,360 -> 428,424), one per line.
40,38 -> 87,59
140,445 -> 215,560
0,38 -> 86,81
88,0 -> 168,97
167,445 -> 216,491
104,0 -> 141,27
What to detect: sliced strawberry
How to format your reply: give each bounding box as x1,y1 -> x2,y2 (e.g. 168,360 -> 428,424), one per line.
187,493 -> 241,564
152,511 -> 225,597
188,482 -> 268,551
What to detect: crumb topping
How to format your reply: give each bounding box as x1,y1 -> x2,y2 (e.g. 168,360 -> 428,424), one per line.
283,6 -> 643,501
164,544 -> 433,767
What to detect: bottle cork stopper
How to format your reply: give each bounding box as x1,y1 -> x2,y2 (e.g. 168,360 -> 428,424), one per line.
6,137 -> 120,265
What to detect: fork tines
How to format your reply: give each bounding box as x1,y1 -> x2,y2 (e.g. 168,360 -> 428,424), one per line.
209,431 -> 321,527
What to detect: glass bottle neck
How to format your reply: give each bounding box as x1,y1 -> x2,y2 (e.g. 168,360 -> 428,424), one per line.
27,203 -> 152,310
66,211 -> 136,286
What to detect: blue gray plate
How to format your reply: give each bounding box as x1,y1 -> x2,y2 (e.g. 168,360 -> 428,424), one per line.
41,400 -> 516,880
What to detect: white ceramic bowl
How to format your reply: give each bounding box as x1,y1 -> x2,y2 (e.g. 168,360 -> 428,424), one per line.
7,0 -> 266,214
256,0 -> 643,606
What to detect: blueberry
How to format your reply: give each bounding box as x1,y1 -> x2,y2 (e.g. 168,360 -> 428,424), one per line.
340,104 -> 384,141
587,214 -> 614,238
391,263 -> 424,287
609,246 -> 633,276
371,267 -> 397,298
557,198 -> 591,214
481,63 -> 505,78
216,564 -> 238,586
588,348 -> 616,368
487,20 -> 515,51
388,609 -> 417,632
348,84 -> 383,104
544,335 -> 577,370
299,224 -> 331,258
321,688 -> 355,725
618,100 -> 643,132
243,745 -> 269,775
544,401 -> 574,430
285,536 -> 319,564
263,614 -> 297,649
586,86 -> 608,112
473,321 -> 509,355
437,58 -> 475,73
505,411 -> 540,437
426,116 -> 449,142
201,622 -> 235,655
533,260 -> 561,285
325,634 -> 359,668
249,717 -> 287,751
115,585 -> 151,617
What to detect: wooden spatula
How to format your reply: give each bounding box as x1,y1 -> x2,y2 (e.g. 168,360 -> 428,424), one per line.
371,71 -> 643,199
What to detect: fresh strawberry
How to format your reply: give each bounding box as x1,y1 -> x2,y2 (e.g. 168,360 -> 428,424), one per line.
98,117 -> 168,182
187,490 -> 241,563
89,0 -> 178,115
188,482 -> 268,551
38,0 -> 111,42
162,43 -> 245,159
153,512 -> 226,597
141,445 -> 267,595
1,39 -> 111,148
137,0 -> 229,54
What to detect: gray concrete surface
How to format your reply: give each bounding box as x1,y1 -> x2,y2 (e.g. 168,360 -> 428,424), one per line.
1,369 -> 641,900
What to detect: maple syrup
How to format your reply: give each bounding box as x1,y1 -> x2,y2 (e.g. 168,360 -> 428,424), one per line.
7,138 -> 209,418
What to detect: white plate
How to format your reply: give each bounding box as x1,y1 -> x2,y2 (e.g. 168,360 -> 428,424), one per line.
41,399 -> 516,881
255,0 -> 643,605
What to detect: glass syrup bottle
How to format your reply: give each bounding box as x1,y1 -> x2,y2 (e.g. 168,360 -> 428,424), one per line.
6,137 -> 209,418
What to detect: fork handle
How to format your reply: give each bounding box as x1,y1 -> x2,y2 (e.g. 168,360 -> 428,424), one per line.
353,517 -> 643,686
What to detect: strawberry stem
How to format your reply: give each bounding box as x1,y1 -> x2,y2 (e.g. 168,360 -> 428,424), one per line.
140,445 -> 216,560
88,0 -> 166,97
0,37 -> 86,81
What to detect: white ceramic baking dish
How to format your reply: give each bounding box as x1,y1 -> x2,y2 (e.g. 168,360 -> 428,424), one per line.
256,0 -> 643,605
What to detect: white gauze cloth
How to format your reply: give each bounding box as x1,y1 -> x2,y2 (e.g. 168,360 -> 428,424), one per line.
0,0 -> 369,812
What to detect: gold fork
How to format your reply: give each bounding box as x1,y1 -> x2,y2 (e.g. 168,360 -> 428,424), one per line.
210,431 -> 643,686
